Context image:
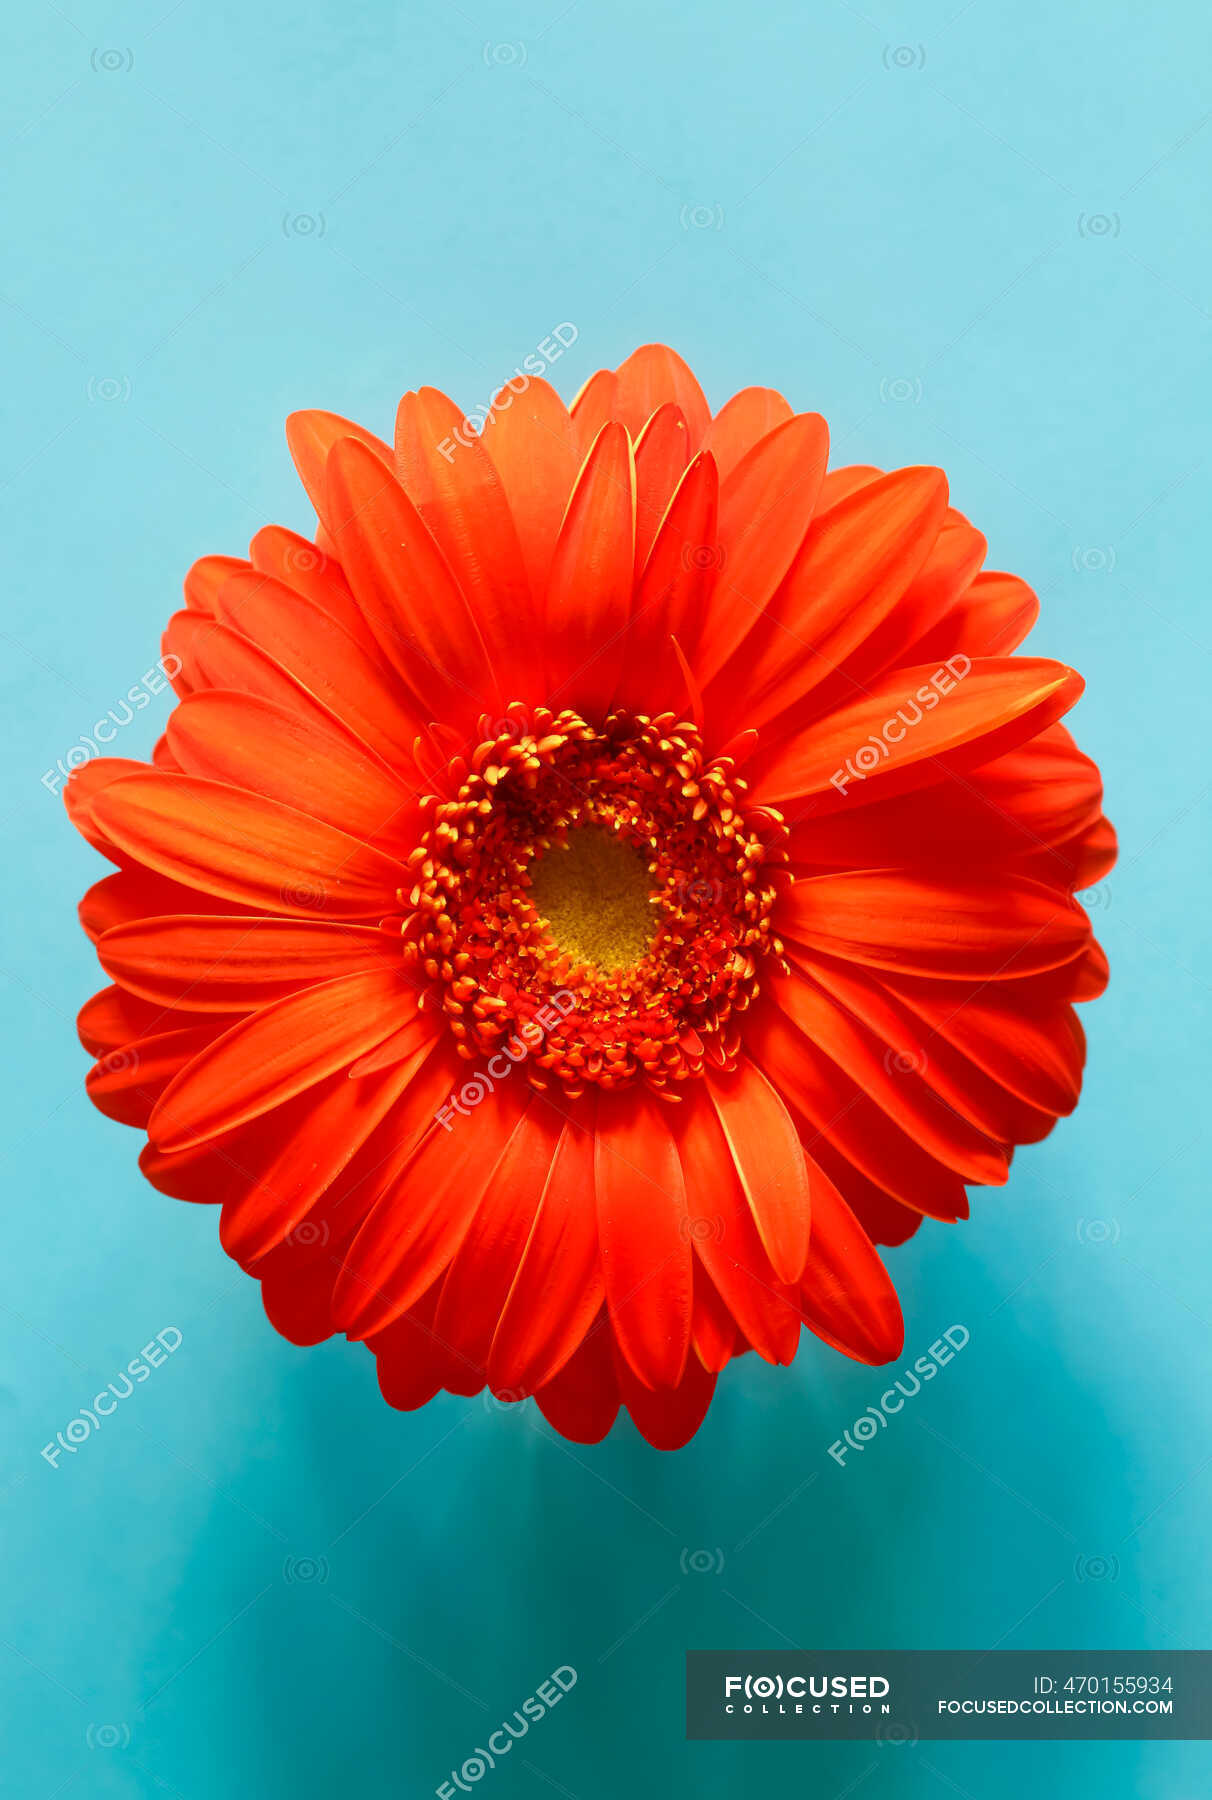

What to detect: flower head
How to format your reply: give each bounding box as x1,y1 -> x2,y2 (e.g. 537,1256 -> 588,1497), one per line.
68,345 -> 1113,1448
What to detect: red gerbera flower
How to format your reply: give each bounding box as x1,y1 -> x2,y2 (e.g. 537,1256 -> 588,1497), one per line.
66,345 -> 1114,1449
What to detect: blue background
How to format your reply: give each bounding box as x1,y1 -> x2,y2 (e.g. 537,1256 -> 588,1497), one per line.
3,0 -> 1209,1794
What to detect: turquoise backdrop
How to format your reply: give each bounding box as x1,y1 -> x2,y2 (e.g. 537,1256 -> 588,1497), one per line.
3,0 -> 1209,1794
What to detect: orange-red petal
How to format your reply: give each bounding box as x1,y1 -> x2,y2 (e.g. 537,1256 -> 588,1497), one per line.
149,968 -> 413,1151
594,1086 -> 691,1389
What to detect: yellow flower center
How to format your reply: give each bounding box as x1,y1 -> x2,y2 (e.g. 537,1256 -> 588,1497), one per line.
529,826 -> 655,973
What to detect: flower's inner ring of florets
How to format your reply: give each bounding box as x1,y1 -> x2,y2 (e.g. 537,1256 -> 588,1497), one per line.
402,706 -> 789,1096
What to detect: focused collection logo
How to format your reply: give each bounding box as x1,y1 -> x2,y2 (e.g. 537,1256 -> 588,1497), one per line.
723,1673 -> 891,1716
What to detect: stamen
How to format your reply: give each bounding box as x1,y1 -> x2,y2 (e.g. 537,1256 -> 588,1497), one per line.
402,707 -> 787,1096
